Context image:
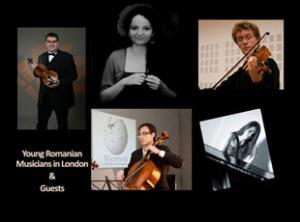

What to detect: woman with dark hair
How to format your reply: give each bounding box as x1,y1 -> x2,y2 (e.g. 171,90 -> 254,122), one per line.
100,4 -> 177,103
224,121 -> 261,168
210,121 -> 261,191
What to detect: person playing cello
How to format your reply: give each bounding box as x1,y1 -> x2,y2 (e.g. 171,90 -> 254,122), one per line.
116,123 -> 184,190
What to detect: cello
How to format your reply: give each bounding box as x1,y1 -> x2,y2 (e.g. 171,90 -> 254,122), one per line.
122,130 -> 169,190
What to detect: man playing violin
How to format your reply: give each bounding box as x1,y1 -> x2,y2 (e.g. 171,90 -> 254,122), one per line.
30,32 -> 77,130
216,21 -> 280,91
116,123 -> 184,190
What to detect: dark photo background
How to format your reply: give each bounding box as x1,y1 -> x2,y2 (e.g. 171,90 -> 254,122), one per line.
89,1 -> 186,107
7,0 -> 299,211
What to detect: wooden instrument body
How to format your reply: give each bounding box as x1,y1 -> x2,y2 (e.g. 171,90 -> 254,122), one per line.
27,58 -> 58,86
125,159 -> 161,190
122,130 -> 169,190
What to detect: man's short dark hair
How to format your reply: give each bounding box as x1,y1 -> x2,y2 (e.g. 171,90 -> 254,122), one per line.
138,123 -> 157,140
45,32 -> 59,41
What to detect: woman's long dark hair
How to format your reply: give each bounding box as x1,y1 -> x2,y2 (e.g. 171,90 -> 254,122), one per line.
236,121 -> 261,156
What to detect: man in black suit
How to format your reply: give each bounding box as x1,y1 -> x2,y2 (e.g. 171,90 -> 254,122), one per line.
31,32 -> 77,129
116,123 -> 184,190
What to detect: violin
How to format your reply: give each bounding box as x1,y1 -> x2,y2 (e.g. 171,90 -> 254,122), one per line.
249,45 -> 272,74
27,58 -> 58,86
212,32 -> 271,90
253,45 -> 271,64
122,130 -> 169,190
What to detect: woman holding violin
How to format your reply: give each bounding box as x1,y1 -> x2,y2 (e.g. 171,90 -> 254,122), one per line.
116,123 -> 184,190
29,32 -> 77,130
215,21 -> 280,92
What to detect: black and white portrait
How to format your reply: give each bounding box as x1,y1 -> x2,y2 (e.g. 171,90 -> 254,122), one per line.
95,3 -> 180,106
200,109 -> 275,191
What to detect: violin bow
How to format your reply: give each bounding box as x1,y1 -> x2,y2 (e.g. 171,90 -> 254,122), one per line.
212,32 -> 270,90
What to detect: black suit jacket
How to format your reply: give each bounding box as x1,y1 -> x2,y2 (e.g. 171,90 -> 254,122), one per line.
35,49 -> 77,109
124,145 -> 183,190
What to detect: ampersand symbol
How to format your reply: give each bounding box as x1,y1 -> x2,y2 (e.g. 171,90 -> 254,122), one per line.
49,172 -> 56,180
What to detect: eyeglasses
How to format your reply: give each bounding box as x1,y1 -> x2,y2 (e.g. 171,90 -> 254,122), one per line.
236,34 -> 255,43
46,40 -> 58,43
137,132 -> 151,137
